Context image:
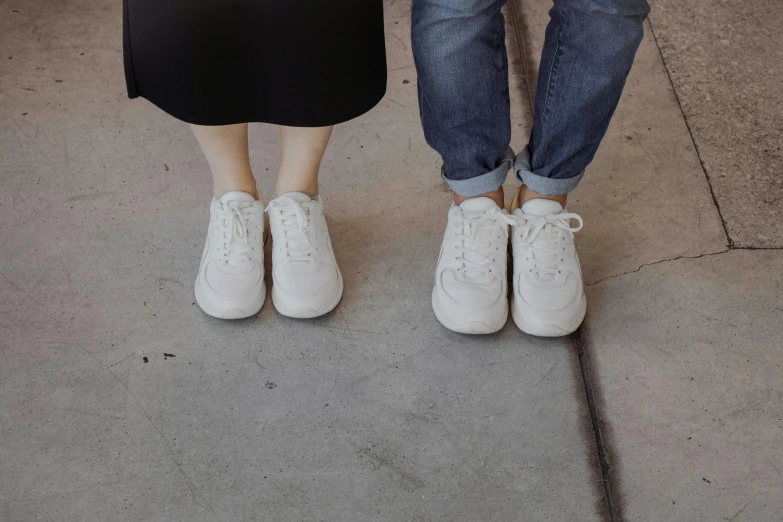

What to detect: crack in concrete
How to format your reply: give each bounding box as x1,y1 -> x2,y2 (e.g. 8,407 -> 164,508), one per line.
731,246 -> 783,251
587,249 -> 730,287
587,246 -> 783,287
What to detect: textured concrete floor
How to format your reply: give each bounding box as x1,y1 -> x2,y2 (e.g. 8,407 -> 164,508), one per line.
585,251 -> 783,521
649,0 -> 783,248
1,0 -> 781,520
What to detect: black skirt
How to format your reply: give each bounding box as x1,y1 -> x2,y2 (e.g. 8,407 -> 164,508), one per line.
123,0 -> 387,127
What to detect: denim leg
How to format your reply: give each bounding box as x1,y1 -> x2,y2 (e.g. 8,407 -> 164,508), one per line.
514,0 -> 651,196
412,0 -> 513,197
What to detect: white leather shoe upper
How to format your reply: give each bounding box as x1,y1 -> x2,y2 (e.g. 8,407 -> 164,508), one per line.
511,198 -> 586,335
432,198 -> 516,334
195,191 -> 266,319
266,192 -> 342,317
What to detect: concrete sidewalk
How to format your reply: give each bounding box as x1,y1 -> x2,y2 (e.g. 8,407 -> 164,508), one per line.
0,0 -> 780,520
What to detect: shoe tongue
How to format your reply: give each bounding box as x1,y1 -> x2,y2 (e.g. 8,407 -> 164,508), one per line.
459,197 -> 499,213
521,198 -> 563,216
278,192 -> 312,204
219,191 -> 256,205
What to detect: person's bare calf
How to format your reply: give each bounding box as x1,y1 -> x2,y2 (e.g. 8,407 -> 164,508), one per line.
275,125 -> 332,198
190,123 -> 260,200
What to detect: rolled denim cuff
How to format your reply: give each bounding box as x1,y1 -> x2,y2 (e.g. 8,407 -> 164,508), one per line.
441,148 -> 515,197
513,147 -> 584,196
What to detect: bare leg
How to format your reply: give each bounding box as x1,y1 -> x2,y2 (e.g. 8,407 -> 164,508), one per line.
190,123 -> 259,199
275,125 -> 333,197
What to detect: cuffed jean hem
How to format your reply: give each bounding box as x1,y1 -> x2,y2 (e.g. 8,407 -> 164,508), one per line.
513,147 -> 584,196
441,148 -> 515,197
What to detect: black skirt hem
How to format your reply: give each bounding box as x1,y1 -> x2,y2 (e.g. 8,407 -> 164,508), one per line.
130,82 -> 387,127
122,0 -> 387,127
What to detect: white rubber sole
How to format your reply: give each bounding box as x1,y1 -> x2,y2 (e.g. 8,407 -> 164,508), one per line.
272,269 -> 344,319
431,287 -> 508,335
194,278 -> 266,320
510,292 -> 587,337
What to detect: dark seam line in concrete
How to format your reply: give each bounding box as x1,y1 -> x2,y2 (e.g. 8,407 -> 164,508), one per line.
646,19 -> 733,249
732,246 -> 783,251
507,4 -> 619,518
508,0 -> 535,116
572,328 -> 620,522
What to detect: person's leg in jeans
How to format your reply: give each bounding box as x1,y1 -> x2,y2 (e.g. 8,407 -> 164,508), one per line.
413,0 -> 512,208
413,0 -> 517,334
412,0 -> 649,335
509,0 -> 649,335
514,0 -> 650,202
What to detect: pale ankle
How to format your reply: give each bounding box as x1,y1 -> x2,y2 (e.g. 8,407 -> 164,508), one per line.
512,185 -> 567,209
453,187 -> 505,209
274,183 -> 319,198
213,182 -> 260,200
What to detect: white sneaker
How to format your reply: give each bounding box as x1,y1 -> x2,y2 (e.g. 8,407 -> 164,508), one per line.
510,199 -> 586,336
432,198 -> 516,334
194,191 -> 266,319
266,192 -> 343,318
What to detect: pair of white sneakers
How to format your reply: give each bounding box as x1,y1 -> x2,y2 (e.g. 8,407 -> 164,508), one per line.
432,191 -> 586,336
194,188 -> 585,337
194,191 -> 343,320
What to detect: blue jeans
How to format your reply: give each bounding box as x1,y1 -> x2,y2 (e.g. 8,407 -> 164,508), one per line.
412,0 -> 651,196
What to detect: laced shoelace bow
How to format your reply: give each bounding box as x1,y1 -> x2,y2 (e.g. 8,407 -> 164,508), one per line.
515,211 -> 583,280
266,197 -> 317,265
216,203 -> 255,266
454,207 -> 517,279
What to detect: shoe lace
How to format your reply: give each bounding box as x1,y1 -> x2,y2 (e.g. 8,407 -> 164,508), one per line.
454,207 -> 516,280
266,196 -> 316,265
216,203 -> 254,266
515,211 -> 583,280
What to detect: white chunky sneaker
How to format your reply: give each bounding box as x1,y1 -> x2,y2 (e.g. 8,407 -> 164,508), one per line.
510,198 -> 586,337
195,191 -> 266,319
432,198 -> 516,334
266,192 -> 343,318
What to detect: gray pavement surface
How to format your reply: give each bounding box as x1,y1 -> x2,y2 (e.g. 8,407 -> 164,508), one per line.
1,0 -> 781,520
649,0 -> 783,248
585,250 -> 783,520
